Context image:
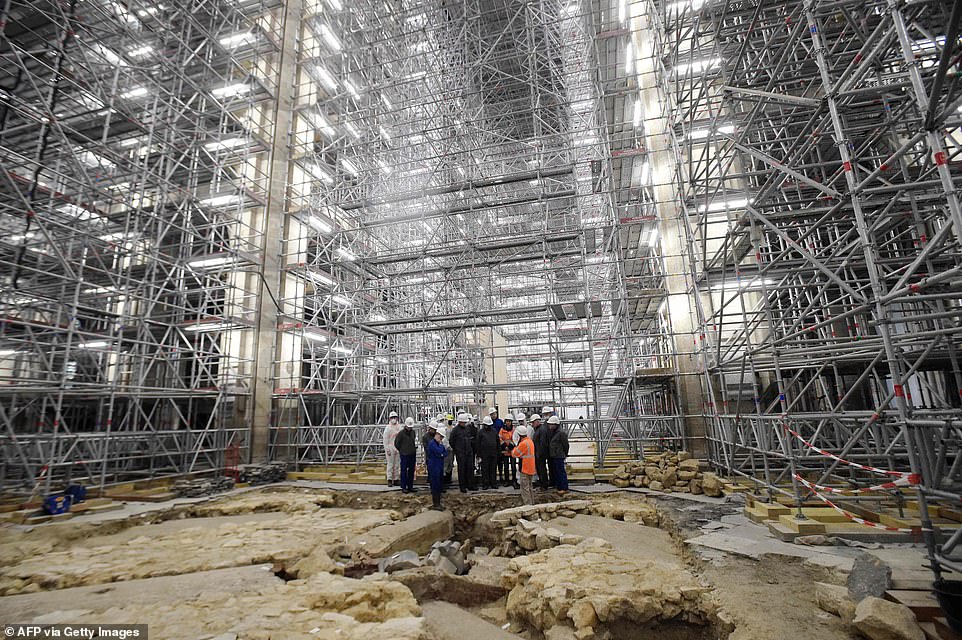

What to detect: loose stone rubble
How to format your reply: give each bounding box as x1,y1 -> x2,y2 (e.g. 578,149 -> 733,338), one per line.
172,476 -> 235,498
608,451 -> 723,496
502,538 -> 717,639
238,463 -> 288,485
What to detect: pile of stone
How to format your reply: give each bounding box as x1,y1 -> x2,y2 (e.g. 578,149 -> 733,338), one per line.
238,462 -> 287,485
608,451 -> 724,496
172,476 -> 234,498
377,540 -> 467,576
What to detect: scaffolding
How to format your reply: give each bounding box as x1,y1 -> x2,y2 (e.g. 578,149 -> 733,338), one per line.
270,0 -> 680,467
640,0 -> 962,577
0,0 -> 285,491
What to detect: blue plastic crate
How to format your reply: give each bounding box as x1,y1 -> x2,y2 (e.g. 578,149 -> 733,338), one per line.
42,494 -> 71,515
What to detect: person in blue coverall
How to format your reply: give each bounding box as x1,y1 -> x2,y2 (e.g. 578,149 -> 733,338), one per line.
427,425 -> 449,511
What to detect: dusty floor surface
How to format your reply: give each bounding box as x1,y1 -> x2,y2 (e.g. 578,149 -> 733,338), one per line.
0,484 -> 886,639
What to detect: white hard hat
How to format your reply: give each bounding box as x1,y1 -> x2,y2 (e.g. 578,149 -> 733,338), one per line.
541,406 -> 552,414
457,412 -> 468,423
547,415 -> 560,425
504,414 -> 514,422
516,425 -> 528,436
487,407 -> 497,415
482,416 -> 493,426
428,421 -> 438,430
436,426 -> 447,438
529,413 -> 541,422
516,413 -> 526,422
389,411 -> 399,418
405,417 -> 415,426
435,413 -> 445,421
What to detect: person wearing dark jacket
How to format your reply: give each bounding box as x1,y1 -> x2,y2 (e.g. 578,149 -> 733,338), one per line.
476,415 -> 501,489
449,413 -> 476,493
547,415 -> 569,493
394,417 -> 418,494
529,414 -> 552,489
498,414 -> 518,488
427,427 -> 449,510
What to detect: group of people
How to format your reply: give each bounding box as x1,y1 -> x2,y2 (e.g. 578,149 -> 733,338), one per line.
382,406 -> 570,510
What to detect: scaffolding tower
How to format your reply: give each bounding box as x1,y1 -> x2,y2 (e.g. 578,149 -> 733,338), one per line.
639,0 -> 962,577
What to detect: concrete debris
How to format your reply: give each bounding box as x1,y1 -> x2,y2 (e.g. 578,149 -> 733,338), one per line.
172,476 -> 234,498
238,463 -> 287,485
379,550 -> 421,573
608,452 -> 716,495
847,553 -> 892,602
852,596 -> 924,640
427,540 -> 466,574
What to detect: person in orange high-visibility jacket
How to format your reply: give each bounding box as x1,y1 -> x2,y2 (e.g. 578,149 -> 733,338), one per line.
511,425 -> 536,505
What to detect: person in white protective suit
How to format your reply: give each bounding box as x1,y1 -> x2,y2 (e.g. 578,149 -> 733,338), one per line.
383,411 -> 402,487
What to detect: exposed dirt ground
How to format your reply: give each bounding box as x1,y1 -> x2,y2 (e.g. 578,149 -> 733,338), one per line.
0,486 -> 864,639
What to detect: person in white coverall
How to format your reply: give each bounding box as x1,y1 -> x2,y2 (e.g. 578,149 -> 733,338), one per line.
383,411 -> 402,487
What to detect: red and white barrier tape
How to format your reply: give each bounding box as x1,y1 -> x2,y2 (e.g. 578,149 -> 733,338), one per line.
783,424 -> 914,480
799,473 -> 920,496
794,474 -> 917,533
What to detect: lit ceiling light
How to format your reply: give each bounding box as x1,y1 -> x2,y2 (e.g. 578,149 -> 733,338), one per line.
370,313 -> 387,322
632,97 -> 642,127
121,86 -> 149,99
212,83 -> 250,98
330,295 -> 352,306
618,0 -> 627,23
327,0 -> 343,9
640,161 -> 651,184
59,203 -> 99,220
77,340 -> 109,349
308,216 -> 333,234
188,255 -> 235,269
344,79 -> 361,98
697,197 -> 749,213
306,162 -> 334,184
673,57 -> 722,75
665,0 -> 705,14
318,23 -> 342,50
200,194 -> 241,207
127,45 -> 154,57
647,228 -> 659,247
625,41 -> 634,74
89,43 -> 124,66
183,322 -> 234,332
204,137 -> 247,151
340,158 -> 359,175
332,344 -> 352,355
345,122 -> 361,139
381,94 -> 393,109
562,2 -> 578,14
658,299 -> 667,314
120,137 -> 143,148
336,247 -> 356,261
376,159 -> 391,174
315,65 -> 338,91
378,126 -> 392,141
0,349 -> 19,357
219,32 -> 255,48
84,286 -> 120,295
307,110 -> 336,137
304,330 -> 328,342
76,149 -> 116,170
10,232 -> 36,242
306,269 -> 336,286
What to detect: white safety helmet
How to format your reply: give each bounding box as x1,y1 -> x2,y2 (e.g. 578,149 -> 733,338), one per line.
389,411 -> 399,419
436,426 -> 447,438
515,412 -> 526,423
428,421 -> 438,430
504,414 -> 514,422
435,413 -> 445,422
487,407 -> 497,415
529,413 -> 542,423
404,417 -> 415,427
456,412 -> 468,423
516,425 -> 529,437
541,406 -> 553,414
482,416 -> 494,426
547,415 -> 560,425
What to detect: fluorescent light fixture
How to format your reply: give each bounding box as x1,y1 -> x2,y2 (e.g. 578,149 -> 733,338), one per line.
330,294 -> 352,306
665,0 -> 705,13
318,23 -> 342,50
59,204 -> 99,220
219,32 -> 255,48
640,161 -> 651,185
344,79 -> 361,98
625,41 -> 634,74
618,0 -> 627,22
370,313 -> 387,322
212,83 -> 250,98
332,345 -> 352,355
306,162 -> 334,184
0,349 -> 19,356
632,98 -> 642,127
340,158 -> 359,175
89,43 -> 124,66
562,2 -> 578,14
121,86 -> 149,99
327,0 -> 343,9
673,57 -> 722,75
304,330 -> 328,342
76,149 -> 116,170
647,228 -> 659,247
658,299 -> 667,314
376,356 -> 389,364
381,94 -> 393,109
689,128 -> 711,140
307,110 -> 336,136
183,322 -> 233,332
376,159 -> 392,174
336,247 -> 356,261
378,126 -> 392,141
709,278 -> 774,291
345,122 -> 361,139
84,286 -> 120,295
188,255 -> 234,269
10,232 -> 36,242
200,194 -> 241,207
127,45 -> 154,57
120,137 -> 144,148
697,197 -> 748,213
315,65 -> 338,91
78,341 -> 109,349
717,124 -> 736,134
306,269 -> 336,286
575,136 -> 597,146
308,216 -> 333,234
204,137 -> 247,151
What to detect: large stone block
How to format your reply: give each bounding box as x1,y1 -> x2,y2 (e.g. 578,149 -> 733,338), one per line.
852,596 -> 924,640
355,510 -> 454,557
